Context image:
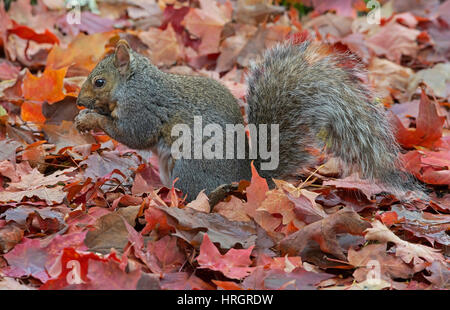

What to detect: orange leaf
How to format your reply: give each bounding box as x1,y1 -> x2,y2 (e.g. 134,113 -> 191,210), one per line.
8,21 -> 59,45
379,211 -> 400,227
21,101 -> 45,123
46,31 -> 119,75
212,280 -> 243,290
22,67 -> 67,104
245,161 -> 269,217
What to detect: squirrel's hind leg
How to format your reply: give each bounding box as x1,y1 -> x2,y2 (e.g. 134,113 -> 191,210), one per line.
171,158 -> 250,203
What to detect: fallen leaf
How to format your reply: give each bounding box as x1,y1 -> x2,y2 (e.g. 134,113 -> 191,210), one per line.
84,205 -> 141,254
364,220 -> 445,266
22,67 -> 68,104
182,0 -> 232,55
197,233 -> 255,279
279,209 -> 371,260
46,31 -> 119,76
366,18 -> 420,63
186,190 -> 210,213
2,238 -> 49,282
348,243 -> 414,282
138,24 -> 183,67
155,204 -> 259,249
42,120 -> 96,152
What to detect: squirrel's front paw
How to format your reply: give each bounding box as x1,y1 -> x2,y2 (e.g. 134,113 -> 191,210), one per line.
75,109 -> 101,133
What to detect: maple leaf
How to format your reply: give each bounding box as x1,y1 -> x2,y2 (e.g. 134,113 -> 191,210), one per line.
56,12 -> 119,37
146,235 -> 186,273
197,233 -> 255,280
214,196 -> 251,222
8,20 -> 59,45
2,237 -> 49,282
366,17 -> 421,63
241,265 -> 333,290
2,205 -> 66,233
269,256 -> 303,272
279,209 -> 371,260
22,67 -> 68,104
46,31 -> 119,76
81,150 -> 140,183
160,272 -> 214,290
304,12 -> 353,39
155,203 -> 258,249
0,167 -> 75,204
80,258 -> 142,290
42,120 -> 96,152
323,173 -> 390,199
84,205 -> 141,254
286,188 -> 328,224
0,160 -> 24,182
0,140 -> 21,162
65,207 -> 112,234
424,261 -> 450,289
392,89 -> 446,149
243,162 -> 282,233
161,5 -> 190,34
216,25 -> 257,73
42,247 -> 127,290
182,0 -> 232,55
407,63 -> 450,99
138,24 -> 183,67
390,205 -> 450,246
257,189 -> 295,225
348,243 -> 414,282
368,57 -> 414,100
235,0 -> 285,24
0,59 -> 20,80
364,221 -> 445,266
0,223 -> 24,252
186,190 -> 210,213
141,204 -> 175,236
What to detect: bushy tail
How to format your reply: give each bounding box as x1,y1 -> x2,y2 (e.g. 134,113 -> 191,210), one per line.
246,41 -> 424,198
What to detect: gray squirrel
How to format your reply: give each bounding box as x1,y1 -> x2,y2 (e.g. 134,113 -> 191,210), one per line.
75,39 -> 423,202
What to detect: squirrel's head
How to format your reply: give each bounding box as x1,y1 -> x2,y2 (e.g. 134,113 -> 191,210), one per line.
76,39 -> 134,115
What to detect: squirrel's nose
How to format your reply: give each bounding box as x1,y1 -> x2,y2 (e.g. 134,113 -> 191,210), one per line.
76,96 -> 87,108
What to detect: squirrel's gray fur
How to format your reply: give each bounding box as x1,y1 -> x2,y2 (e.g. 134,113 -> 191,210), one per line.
75,40 -> 424,202
247,42 -> 423,197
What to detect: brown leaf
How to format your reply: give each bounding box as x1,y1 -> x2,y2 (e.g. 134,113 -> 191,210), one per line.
84,205 -> 140,254
0,140 -> 21,162
424,261 -> 450,289
155,204 -> 259,250
279,209 -> 371,260
0,223 -> 24,252
364,220 -> 445,266
138,24 -> 183,67
348,243 -> 414,282
213,196 -> 251,222
42,120 -> 96,152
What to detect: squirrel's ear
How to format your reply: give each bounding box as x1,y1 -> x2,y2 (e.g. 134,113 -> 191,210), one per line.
114,40 -> 132,76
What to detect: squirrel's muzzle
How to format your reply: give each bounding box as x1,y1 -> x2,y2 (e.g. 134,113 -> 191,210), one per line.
76,95 -> 95,109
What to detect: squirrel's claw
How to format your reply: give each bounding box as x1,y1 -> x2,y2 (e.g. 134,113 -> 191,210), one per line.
75,109 -> 96,133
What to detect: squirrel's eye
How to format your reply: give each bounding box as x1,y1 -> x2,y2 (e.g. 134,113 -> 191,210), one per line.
94,78 -> 106,88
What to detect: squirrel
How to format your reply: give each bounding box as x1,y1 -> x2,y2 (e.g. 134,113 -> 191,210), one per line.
75,39 -> 423,203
